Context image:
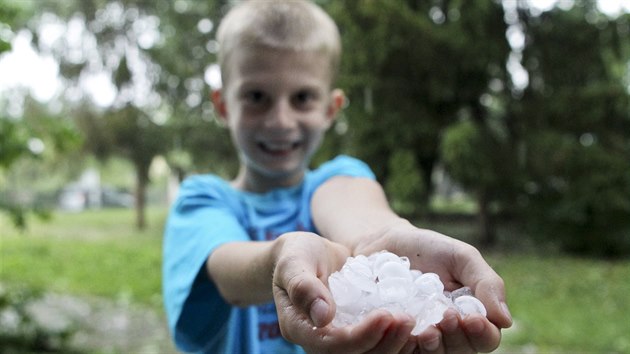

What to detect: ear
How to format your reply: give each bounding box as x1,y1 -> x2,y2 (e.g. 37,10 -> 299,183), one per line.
211,89 -> 229,125
325,88 -> 345,125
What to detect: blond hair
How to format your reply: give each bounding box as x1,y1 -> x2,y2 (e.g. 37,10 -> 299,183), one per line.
216,0 -> 341,86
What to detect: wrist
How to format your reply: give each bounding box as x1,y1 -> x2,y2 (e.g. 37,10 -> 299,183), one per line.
272,232 -> 351,280
352,217 -> 414,256
270,233 -> 289,275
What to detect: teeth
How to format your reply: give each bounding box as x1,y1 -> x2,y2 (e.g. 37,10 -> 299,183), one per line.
261,141 -> 300,151
266,143 -> 292,151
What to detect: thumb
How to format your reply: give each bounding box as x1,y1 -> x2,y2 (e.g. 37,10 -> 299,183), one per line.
309,297 -> 332,328
273,256 -> 336,328
272,267 -> 335,346
287,271 -> 335,328
474,277 -> 512,329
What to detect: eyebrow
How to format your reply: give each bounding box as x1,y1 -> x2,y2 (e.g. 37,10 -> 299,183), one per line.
237,80 -> 325,93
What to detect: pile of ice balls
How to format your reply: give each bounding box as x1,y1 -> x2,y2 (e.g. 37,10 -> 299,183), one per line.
328,251 -> 487,335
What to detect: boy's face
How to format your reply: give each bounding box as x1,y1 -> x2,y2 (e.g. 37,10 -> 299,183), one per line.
213,46 -> 343,191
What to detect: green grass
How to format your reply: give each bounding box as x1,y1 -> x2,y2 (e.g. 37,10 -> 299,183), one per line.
1,208 -> 630,353
429,194 -> 477,214
488,253 -> 630,353
422,218 -> 630,353
0,208 -> 167,310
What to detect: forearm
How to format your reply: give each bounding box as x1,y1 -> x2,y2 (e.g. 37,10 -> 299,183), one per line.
311,176 -> 408,254
206,238 -> 284,306
310,176 -> 468,260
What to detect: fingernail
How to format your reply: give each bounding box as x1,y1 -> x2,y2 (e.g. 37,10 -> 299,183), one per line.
423,336 -> 440,352
501,301 -> 513,323
401,340 -> 416,354
441,311 -> 458,332
397,313 -> 416,326
466,316 -> 484,334
310,298 -> 329,328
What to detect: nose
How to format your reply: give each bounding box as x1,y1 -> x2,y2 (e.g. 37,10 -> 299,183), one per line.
265,98 -> 296,130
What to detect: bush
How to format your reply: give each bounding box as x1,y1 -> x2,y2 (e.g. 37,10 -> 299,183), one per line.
385,149 -> 425,216
520,133 -> 630,257
0,285 -> 80,353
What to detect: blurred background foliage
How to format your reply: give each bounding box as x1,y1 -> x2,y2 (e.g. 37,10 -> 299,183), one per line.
1,0 -> 629,255
1,0 -> 630,352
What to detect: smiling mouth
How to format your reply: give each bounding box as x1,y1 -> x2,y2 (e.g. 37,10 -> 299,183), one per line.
258,141 -> 302,156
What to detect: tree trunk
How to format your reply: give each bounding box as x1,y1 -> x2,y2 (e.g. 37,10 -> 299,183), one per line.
418,156 -> 436,210
477,189 -> 496,247
134,163 -> 149,230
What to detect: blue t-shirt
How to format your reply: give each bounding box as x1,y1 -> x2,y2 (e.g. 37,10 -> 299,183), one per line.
162,155 -> 375,354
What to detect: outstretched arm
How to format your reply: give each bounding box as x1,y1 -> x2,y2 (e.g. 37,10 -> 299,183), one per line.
303,176 -> 512,353
206,240 -> 278,306
271,231 -> 418,354
210,230 -> 418,353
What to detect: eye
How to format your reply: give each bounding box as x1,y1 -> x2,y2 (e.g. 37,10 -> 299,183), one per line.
243,90 -> 266,104
292,90 -> 318,108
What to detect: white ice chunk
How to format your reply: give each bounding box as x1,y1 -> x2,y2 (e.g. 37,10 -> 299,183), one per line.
454,295 -> 487,317
328,251 -> 487,333
343,261 -> 377,293
328,272 -> 361,307
371,251 -> 403,272
377,277 -> 412,303
376,261 -> 412,282
414,273 -> 444,296
410,269 -> 423,280
353,254 -> 370,265
450,286 -> 474,300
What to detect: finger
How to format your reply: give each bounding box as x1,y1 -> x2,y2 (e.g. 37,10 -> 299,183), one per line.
274,258 -> 334,328
272,281 -> 317,346
414,325 -> 444,354
399,340 -> 417,354
438,309 -> 474,354
452,245 -> 512,329
364,313 -> 416,354
462,313 -> 503,353
301,310 -> 395,354
344,310 -> 397,353
473,276 -> 512,329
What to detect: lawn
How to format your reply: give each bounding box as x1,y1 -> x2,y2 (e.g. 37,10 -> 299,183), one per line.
0,208 -> 167,311
1,208 -> 629,353
489,252 -> 630,353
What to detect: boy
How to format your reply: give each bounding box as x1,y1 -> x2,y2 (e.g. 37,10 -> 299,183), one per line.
162,1 -> 512,353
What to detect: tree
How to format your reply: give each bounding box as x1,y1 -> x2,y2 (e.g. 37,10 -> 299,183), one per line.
0,1 -> 28,224
512,4 -> 630,256
26,0 -> 235,229
1,0 -> 84,227
140,0 -> 236,176
325,0 -> 511,221
75,103 -> 167,229
441,118 -> 519,246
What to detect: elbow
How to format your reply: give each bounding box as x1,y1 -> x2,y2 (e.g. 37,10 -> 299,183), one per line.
216,283 -> 247,307
205,261 -> 244,306
205,257 -> 261,307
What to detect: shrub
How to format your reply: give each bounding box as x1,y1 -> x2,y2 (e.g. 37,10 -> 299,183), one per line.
520,133 -> 630,257
0,285 -> 80,353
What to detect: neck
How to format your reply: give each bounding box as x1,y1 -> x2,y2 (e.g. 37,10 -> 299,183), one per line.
231,166 -> 305,193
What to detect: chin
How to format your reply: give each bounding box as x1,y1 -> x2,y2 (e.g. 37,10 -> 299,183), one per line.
263,164 -> 304,179
243,149 -> 313,179
253,161 -> 307,182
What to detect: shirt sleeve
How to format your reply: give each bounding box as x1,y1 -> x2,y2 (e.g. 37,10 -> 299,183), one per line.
309,155 -> 376,188
162,175 -> 250,352
299,155 -> 376,231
